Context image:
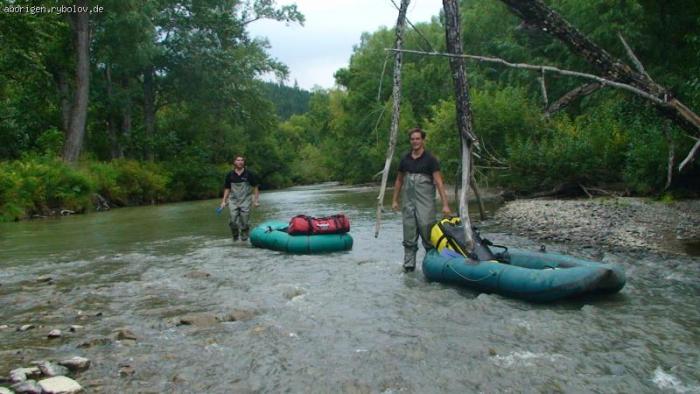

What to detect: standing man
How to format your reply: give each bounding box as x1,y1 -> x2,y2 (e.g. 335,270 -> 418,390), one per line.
392,128 -> 451,272
220,156 -> 260,242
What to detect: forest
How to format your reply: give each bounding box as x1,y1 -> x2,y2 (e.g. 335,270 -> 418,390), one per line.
1,0 -> 699,221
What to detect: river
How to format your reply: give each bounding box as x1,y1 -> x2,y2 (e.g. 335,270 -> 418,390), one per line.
1,184 -> 699,393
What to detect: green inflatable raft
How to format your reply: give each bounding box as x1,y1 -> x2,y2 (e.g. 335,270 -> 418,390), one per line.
422,248 -> 626,302
250,220 -> 353,254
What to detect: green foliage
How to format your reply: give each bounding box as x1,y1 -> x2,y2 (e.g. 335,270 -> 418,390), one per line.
81,159 -> 169,207
0,155 -> 92,221
260,81 -> 311,120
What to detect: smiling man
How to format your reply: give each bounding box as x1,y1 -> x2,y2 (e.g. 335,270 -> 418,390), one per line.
392,128 -> 451,272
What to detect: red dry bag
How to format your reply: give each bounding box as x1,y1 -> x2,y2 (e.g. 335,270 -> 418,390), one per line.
287,214 -> 351,235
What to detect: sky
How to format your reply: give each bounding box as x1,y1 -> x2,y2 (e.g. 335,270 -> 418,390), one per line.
247,0 -> 441,90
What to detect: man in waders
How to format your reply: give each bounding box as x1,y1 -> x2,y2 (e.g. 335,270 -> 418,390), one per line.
392,128 -> 451,272
220,156 -> 260,242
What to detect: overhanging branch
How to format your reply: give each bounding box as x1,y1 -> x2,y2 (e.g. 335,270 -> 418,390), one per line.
385,48 -> 668,105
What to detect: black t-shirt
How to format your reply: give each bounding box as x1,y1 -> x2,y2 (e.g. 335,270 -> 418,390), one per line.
224,169 -> 259,189
398,150 -> 440,176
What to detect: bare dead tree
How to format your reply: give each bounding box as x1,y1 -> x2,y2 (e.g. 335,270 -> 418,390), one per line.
375,0 -> 410,238
443,0 -> 476,250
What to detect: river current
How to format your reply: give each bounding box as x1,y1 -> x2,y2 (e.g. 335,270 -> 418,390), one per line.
1,184 -> 698,393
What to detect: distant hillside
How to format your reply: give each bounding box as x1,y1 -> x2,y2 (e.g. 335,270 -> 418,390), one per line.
260,81 -> 311,120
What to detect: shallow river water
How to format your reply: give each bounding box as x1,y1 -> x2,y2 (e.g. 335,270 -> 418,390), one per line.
1,184 -> 699,393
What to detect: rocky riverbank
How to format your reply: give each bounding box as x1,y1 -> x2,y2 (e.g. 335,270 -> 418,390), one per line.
492,197 -> 700,256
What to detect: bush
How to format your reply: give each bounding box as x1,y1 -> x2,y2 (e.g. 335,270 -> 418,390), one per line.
0,155 -> 93,221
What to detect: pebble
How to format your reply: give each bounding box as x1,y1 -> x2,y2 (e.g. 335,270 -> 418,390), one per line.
47,329 -> 62,338
18,324 -> 35,332
69,325 -> 83,332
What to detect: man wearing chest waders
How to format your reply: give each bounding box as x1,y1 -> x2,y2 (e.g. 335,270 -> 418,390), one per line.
392,128 -> 451,272
220,156 -> 260,242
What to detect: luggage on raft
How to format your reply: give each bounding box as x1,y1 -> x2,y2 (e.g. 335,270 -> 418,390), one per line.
250,219 -> 353,254
424,218 -> 626,302
288,214 -> 350,235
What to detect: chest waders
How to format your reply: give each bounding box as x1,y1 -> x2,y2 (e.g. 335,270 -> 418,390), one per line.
228,181 -> 253,241
401,173 -> 436,269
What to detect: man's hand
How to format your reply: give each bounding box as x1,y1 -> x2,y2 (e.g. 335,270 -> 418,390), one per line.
220,201 -> 227,209
441,205 -> 452,217
391,200 -> 400,212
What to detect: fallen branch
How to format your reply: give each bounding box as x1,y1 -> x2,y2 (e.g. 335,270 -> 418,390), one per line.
578,183 -> 593,199
545,82 -> 601,115
385,48 -> 668,105
618,33 -> 652,82
538,69 -> 548,108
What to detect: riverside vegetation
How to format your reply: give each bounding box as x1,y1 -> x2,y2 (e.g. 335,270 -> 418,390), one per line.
1,1 -> 699,222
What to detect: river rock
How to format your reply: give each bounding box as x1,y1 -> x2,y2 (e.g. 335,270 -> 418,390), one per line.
47,329 -> 62,338
36,361 -> 69,378
10,367 -> 40,383
12,379 -> 42,393
77,337 -> 111,348
282,287 -> 305,300
68,325 -> 83,332
36,275 -> 53,283
58,356 -> 91,372
178,312 -> 218,327
118,364 -> 135,377
183,270 -> 210,279
218,309 -> 257,322
0,324 -> 9,330
0,386 -> 14,394
114,328 -> 137,341
18,325 -> 35,332
38,376 -> 82,393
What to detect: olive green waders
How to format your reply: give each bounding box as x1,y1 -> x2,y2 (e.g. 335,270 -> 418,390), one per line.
228,181 -> 253,241
401,173 -> 436,270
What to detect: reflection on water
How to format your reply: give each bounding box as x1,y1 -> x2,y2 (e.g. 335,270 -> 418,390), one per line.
0,184 -> 699,393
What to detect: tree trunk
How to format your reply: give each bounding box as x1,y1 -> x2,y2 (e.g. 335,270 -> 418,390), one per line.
499,0 -> 700,170
62,0 -> 90,163
121,76 -> 132,139
143,66 -> 156,161
375,0 -> 410,238
52,70 -> 72,134
443,0 -> 475,251
105,64 -> 123,159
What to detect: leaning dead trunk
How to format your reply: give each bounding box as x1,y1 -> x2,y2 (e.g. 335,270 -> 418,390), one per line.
499,0 -> 700,171
374,0 -> 410,238
62,0 -> 90,163
443,0 -> 476,251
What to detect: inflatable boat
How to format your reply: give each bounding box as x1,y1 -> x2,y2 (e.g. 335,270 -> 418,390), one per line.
422,248 -> 626,302
250,220 -> 353,254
